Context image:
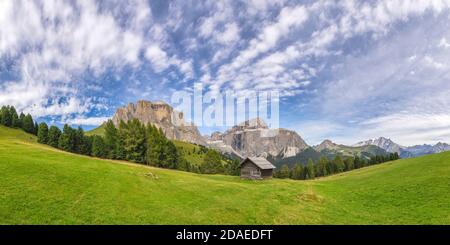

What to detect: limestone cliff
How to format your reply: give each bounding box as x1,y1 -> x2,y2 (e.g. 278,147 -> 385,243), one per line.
112,100 -> 206,145
208,118 -> 309,158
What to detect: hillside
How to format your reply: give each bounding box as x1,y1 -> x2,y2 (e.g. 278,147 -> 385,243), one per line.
87,124 -> 214,167
0,125 -> 449,224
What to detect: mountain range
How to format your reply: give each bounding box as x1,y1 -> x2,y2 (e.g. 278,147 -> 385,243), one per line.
355,137 -> 450,158
101,100 -> 450,166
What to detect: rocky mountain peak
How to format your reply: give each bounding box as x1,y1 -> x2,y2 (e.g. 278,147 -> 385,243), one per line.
314,139 -> 339,152
236,118 -> 268,129
354,137 -> 403,153
112,100 -> 206,145
211,118 -> 308,159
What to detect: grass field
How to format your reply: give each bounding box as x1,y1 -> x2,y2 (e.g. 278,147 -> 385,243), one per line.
0,125 -> 449,224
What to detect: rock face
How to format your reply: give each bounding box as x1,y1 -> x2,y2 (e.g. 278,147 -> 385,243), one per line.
314,139 -> 340,152
354,137 -> 450,158
112,100 -> 206,145
209,118 -> 308,158
354,137 -> 403,153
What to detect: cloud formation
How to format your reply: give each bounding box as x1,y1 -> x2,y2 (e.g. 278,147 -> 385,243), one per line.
1,0 -> 450,145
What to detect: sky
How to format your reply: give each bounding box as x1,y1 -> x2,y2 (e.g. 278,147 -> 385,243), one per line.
1,0 -> 450,146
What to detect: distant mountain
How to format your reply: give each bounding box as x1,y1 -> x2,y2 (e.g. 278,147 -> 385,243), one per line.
112,100 -> 206,145
354,137 -> 403,153
207,118 -> 309,159
354,137 -> 450,158
401,142 -> 450,158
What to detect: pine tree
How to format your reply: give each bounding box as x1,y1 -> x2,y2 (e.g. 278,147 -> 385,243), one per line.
104,120 -> 118,159
317,156 -> 328,177
201,149 -> 223,174
354,155 -> 361,169
18,112 -> 25,129
33,121 -> 39,135
0,106 -> 12,126
344,157 -> 354,171
305,159 -> 315,179
58,124 -> 76,152
291,164 -> 304,180
37,122 -> 49,144
278,164 -> 290,179
47,126 -> 62,148
9,106 -> 20,128
22,114 -> 35,133
333,155 -> 344,173
119,119 -> 146,163
92,135 -> 107,158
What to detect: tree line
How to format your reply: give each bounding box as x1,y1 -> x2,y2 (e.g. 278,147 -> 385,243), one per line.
1,105 -> 239,176
0,105 -> 38,135
274,153 -> 400,180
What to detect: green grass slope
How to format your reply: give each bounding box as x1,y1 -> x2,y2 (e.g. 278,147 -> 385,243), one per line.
0,125 -> 449,224
85,123 -> 106,136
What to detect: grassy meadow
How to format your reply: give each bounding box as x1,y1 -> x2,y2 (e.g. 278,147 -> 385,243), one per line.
0,125 -> 449,224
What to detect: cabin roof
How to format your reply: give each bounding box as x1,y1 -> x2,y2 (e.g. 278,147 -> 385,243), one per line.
240,157 -> 276,170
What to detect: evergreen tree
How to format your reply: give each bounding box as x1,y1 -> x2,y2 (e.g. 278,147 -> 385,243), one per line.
47,126 -> 62,148
119,119 -> 146,163
33,121 -> 39,135
104,120 -> 118,159
225,159 -> 240,176
201,149 -> 223,174
278,164 -> 290,179
333,155 -> 345,173
58,124 -> 76,152
9,106 -> 20,128
0,106 -> 12,126
317,156 -> 328,177
291,163 -> 304,180
18,112 -> 25,129
22,114 -> 35,133
92,135 -> 107,158
354,155 -> 362,169
305,159 -> 315,179
394,152 -> 400,160
344,157 -> 354,171
37,122 -> 49,144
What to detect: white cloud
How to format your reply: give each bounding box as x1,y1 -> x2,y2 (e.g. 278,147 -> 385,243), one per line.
65,116 -> 110,126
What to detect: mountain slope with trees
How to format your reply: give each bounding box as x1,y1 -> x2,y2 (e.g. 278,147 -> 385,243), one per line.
0,125 -> 448,224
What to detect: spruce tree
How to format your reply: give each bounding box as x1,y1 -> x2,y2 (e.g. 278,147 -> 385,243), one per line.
278,164 -> 290,179
119,119 -> 146,163
317,156 -> 328,177
344,157 -> 354,171
333,155 -> 344,173
0,106 -> 12,126
37,122 -> 49,144
18,112 -> 25,129
201,149 -> 223,174
10,106 -> 20,128
22,114 -> 35,133
47,126 -> 62,148
104,120 -> 118,159
92,135 -> 107,158
291,164 -> 304,180
305,159 -> 315,179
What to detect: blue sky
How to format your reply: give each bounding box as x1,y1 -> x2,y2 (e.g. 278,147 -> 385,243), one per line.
1,0 -> 450,146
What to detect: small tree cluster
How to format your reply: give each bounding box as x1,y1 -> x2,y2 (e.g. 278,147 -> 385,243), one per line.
0,105 -> 38,135
274,153 -> 400,180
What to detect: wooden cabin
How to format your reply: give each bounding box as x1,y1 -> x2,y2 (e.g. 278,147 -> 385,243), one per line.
239,157 -> 276,179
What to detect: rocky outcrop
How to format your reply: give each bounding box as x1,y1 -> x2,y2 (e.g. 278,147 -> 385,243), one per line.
209,118 -> 308,158
314,139 -> 341,152
112,100 -> 206,145
354,137 -> 403,153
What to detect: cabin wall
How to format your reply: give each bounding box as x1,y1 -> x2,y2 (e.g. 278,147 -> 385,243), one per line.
260,169 -> 273,179
240,161 -> 262,179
